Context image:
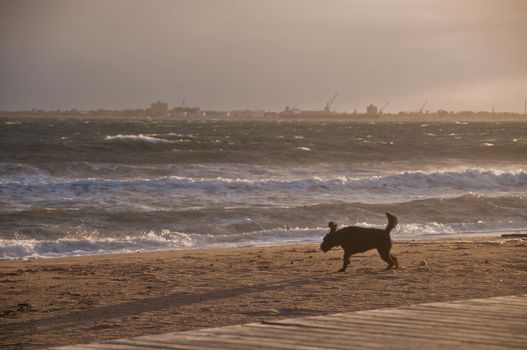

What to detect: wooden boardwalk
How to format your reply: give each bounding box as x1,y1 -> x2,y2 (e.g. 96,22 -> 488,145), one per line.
55,295 -> 527,350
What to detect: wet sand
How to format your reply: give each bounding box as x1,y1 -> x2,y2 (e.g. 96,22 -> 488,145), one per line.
1,238 -> 526,350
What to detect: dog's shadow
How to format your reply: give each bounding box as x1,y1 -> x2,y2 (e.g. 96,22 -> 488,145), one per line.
355,267 -> 380,274
346,267 -> 402,275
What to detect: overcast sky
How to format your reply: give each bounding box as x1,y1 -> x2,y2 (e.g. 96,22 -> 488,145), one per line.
1,0 -> 526,112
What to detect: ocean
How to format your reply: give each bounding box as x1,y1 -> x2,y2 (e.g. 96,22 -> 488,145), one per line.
1,117 -> 526,259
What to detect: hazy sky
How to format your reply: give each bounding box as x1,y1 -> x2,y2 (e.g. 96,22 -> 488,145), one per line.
1,0 -> 526,112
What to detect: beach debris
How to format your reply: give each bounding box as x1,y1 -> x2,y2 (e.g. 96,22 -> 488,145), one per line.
1,272 -> 21,277
0,309 -> 15,316
17,303 -> 33,312
501,233 -> 527,238
379,275 -> 400,280
91,322 -> 119,330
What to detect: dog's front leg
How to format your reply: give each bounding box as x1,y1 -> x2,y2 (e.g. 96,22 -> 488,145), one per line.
338,251 -> 351,272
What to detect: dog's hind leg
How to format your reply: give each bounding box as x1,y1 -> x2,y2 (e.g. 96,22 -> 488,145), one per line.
377,247 -> 395,269
390,254 -> 399,268
338,251 -> 351,272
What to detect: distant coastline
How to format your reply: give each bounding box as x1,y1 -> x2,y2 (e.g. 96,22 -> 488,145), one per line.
2,110 -> 527,122
3,97 -> 527,122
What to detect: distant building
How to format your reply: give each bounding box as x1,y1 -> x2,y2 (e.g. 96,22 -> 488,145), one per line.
281,106 -> 301,115
366,104 -> 378,115
171,105 -> 201,117
149,101 -> 168,116
202,110 -> 229,118
230,109 -> 265,118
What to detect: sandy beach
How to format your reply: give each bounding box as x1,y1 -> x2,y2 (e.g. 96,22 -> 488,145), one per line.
0,237 -> 526,349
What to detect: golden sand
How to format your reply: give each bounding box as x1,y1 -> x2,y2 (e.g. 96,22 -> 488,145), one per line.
1,238 -> 526,349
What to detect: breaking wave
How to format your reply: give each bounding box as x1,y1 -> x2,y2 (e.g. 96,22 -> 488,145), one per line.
2,169 -> 526,192
0,228 -> 324,260
2,222 -> 525,260
104,134 -> 173,144
3,120 -> 527,261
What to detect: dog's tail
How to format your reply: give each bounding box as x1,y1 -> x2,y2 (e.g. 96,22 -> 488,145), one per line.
385,212 -> 398,234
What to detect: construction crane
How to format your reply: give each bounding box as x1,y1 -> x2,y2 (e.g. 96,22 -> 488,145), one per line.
419,100 -> 428,114
323,93 -> 338,113
379,101 -> 389,114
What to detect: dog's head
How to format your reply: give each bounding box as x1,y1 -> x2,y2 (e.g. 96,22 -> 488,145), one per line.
320,221 -> 338,252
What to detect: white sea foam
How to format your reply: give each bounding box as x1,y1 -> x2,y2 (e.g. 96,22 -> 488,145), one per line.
2,169 -> 525,192
0,162 -> 50,185
0,228 -> 324,260
1,222 -> 524,260
0,230 -> 195,260
104,134 -> 173,144
2,168 -> 526,212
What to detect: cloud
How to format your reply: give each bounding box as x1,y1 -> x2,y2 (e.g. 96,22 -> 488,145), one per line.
0,0 -> 525,111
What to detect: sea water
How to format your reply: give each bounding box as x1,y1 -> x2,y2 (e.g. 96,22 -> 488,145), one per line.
1,117 -> 526,259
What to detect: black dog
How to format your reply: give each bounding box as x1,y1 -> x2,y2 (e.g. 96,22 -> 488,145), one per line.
320,212 -> 399,272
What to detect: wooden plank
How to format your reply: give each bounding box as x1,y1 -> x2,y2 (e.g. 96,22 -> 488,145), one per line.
275,314 -> 520,338
185,327 -> 379,350
174,314 -> 516,350
328,308 -> 527,329
408,301 -> 527,313
252,318 -> 526,348
204,323 -> 508,350
417,302 -> 527,314
57,344 -> 157,350
118,328 -> 328,350
241,323 -> 462,349
315,309 -> 527,336
117,336 -> 279,350
54,295 -> 527,350
374,309 -> 527,328
198,326 -> 452,350
393,309 -> 526,324
110,338 -> 233,350
267,318 -> 527,347
219,325 -> 392,349
267,307 -> 527,334
460,295 -> 526,304
336,304 -> 527,319
117,334 -> 313,350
